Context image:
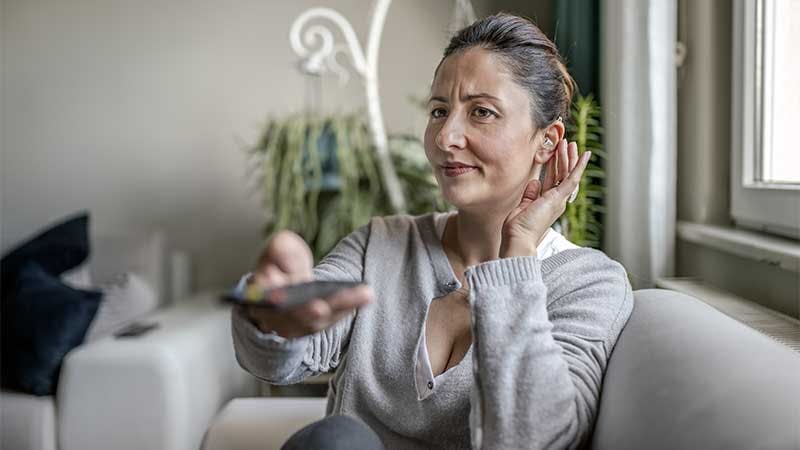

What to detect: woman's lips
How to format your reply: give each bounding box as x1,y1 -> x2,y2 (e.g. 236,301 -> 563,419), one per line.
441,165 -> 477,177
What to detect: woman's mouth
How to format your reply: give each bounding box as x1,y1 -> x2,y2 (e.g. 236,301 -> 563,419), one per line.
440,163 -> 478,177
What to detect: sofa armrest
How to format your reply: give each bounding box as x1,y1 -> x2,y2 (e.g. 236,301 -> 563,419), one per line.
202,397 -> 327,450
592,289 -> 800,450
57,292 -> 259,450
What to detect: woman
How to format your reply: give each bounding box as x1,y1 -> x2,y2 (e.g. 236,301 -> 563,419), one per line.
233,12 -> 633,450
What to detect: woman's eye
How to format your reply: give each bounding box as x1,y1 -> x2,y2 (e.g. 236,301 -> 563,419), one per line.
430,108 -> 447,119
473,107 -> 496,119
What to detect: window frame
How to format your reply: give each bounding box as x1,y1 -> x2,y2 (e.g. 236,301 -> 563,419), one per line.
731,0 -> 800,240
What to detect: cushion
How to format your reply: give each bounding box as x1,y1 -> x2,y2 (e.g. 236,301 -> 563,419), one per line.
91,230 -> 167,305
60,263 -> 92,290
0,263 -> 102,396
84,272 -> 159,341
1,212 -> 90,299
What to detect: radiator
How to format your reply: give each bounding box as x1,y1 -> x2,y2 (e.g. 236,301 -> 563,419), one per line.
655,278 -> 800,353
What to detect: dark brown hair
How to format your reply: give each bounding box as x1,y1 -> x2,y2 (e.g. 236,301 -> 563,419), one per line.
438,12 -> 576,129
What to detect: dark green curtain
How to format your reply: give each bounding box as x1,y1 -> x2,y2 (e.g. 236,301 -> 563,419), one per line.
553,0 -> 600,99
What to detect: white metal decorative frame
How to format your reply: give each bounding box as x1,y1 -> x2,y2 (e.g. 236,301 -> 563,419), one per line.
289,0 -> 405,213
289,1 -> 477,214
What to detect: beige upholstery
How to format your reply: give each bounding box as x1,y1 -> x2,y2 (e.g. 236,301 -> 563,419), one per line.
204,289 -> 800,450
202,398 -> 327,450
0,390 -> 57,450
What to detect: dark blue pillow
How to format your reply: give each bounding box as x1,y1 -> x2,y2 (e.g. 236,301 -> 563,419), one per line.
0,262 -> 102,395
1,211 -> 90,300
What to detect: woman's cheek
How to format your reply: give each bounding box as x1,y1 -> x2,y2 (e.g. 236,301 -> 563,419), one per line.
423,129 -> 438,162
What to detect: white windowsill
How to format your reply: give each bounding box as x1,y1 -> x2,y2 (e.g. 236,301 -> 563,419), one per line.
676,221 -> 800,274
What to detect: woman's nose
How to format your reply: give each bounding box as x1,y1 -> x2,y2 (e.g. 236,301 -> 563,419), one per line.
435,120 -> 467,151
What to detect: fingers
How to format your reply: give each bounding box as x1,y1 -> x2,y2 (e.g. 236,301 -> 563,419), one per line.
253,264 -> 289,287
275,299 -> 329,333
557,139 -> 569,185
566,142 -> 580,203
543,154 -> 556,190
545,139 -> 571,189
294,299 -> 331,322
554,150 -> 591,198
500,142 -> 589,257
505,179 -> 541,226
247,232 -> 373,337
568,141 -> 579,172
257,230 -> 314,282
521,179 -> 542,203
530,157 -> 544,181
254,231 -> 314,290
543,140 -> 580,191
285,285 -> 372,328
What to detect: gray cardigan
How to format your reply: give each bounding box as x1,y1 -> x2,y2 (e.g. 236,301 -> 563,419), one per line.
232,212 -> 634,449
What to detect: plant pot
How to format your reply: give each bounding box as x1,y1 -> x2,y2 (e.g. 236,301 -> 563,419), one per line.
303,121 -> 341,191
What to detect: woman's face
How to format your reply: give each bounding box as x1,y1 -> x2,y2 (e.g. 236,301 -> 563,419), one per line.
424,47 -> 542,214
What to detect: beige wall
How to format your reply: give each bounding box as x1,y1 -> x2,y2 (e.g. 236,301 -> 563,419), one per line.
0,0 -> 459,289
1,0 -> 552,291
675,0 -> 799,317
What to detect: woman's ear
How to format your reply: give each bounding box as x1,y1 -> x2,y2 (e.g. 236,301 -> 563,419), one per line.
533,120 -> 566,165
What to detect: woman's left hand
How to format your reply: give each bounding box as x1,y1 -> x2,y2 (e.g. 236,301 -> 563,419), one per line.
500,139 -> 591,258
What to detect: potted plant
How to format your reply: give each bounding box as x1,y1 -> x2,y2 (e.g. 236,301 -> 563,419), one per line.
248,111 -> 448,261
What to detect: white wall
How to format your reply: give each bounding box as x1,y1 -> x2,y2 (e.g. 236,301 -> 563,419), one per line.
1,0 -> 466,290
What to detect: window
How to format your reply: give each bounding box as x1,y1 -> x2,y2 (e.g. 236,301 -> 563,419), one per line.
760,0 -> 800,184
731,0 -> 800,239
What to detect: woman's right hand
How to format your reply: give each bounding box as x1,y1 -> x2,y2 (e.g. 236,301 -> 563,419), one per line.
241,230 -> 373,339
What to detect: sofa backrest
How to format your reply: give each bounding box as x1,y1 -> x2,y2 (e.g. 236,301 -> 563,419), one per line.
592,288 -> 800,450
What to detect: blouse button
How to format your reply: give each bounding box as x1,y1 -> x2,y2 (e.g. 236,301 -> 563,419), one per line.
427,381 -> 434,390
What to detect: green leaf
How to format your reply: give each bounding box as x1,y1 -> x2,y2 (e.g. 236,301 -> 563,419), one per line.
564,93 -> 606,249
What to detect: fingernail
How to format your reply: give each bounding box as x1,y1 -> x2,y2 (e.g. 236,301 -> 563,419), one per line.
585,151 -> 592,162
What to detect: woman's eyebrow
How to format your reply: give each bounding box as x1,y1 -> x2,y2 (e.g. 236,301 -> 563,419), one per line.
427,93 -> 502,104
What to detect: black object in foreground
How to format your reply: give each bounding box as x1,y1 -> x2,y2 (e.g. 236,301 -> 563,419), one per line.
114,321 -> 160,338
221,280 -> 363,311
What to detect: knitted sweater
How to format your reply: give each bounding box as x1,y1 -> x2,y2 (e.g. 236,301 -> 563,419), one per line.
232,212 -> 634,449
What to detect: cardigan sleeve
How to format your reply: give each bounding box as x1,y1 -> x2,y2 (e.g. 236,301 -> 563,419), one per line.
231,223 -> 370,385
464,249 -> 633,450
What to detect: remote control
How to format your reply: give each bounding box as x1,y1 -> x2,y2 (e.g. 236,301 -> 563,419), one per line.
221,280 -> 363,311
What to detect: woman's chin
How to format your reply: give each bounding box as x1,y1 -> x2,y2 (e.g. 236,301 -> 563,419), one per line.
440,187 -> 516,215
440,189 -> 484,211
437,176 -> 516,212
